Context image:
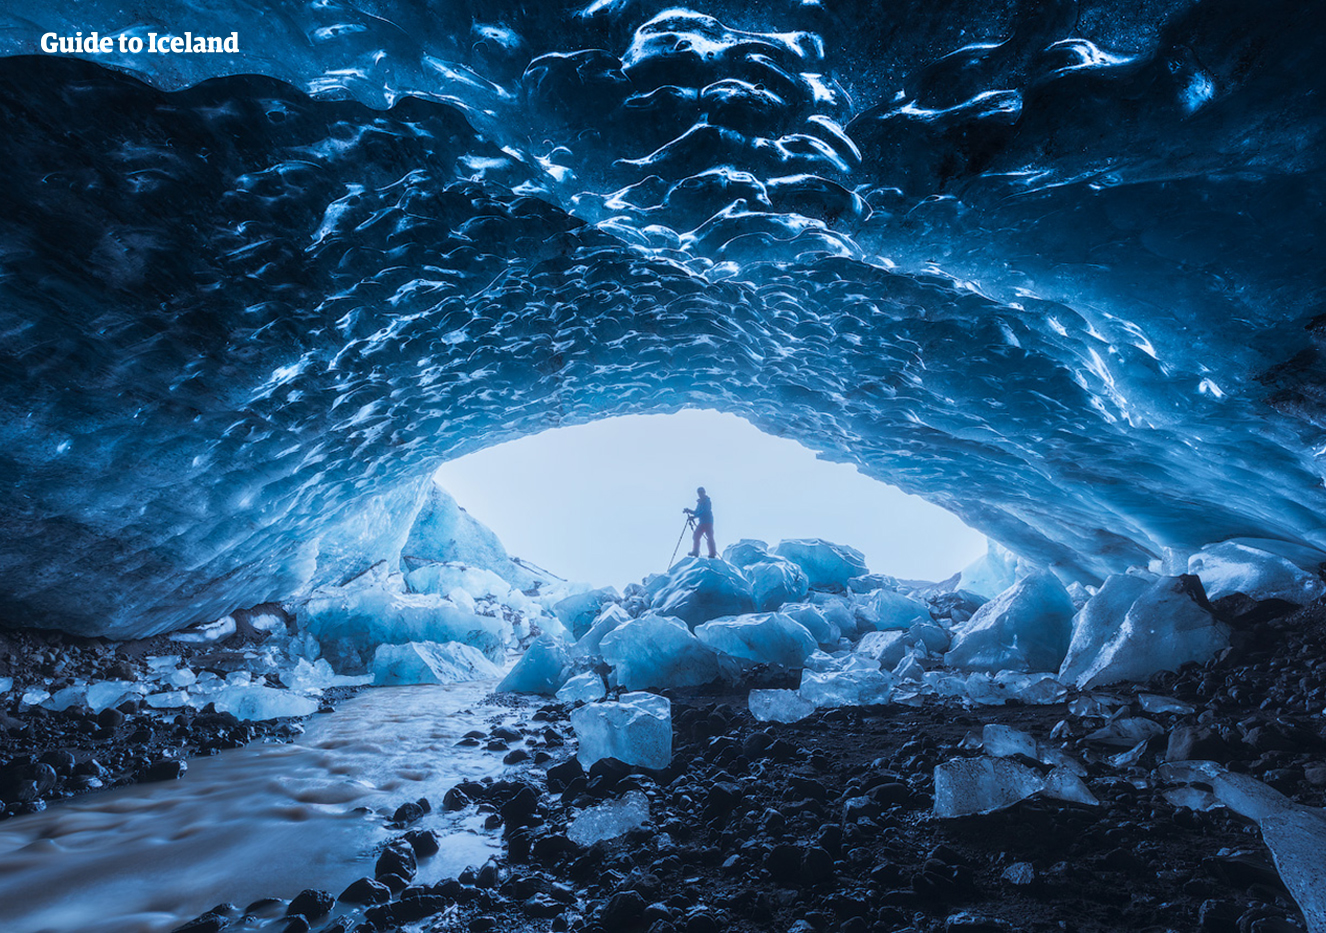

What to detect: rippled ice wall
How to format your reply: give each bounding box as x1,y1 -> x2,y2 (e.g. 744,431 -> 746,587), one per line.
1,0 -> 1324,637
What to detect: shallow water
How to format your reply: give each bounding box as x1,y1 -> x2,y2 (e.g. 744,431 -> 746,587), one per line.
0,682 -> 516,933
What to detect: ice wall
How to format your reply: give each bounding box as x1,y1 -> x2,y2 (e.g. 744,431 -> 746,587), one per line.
1,0 -> 1325,637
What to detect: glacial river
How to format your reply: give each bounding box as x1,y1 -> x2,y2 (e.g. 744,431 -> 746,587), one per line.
0,683 -> 516,933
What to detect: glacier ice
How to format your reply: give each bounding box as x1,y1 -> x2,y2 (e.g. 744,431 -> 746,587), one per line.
571,692 -> 672,770
748,688 -> 816,723
402,481 -> 538,589
301,564 -> 510,673
773,539 -> 869,589
864,589 -> 932,631
693,612 -> 818,668
1209,772 -> 1326,933
573,604 -> 632,658
556,671 -> 607,705
206,684 -> 322,721
553,588 -> 622,639
722,540 -> 772,568
497,635 -> 570,696
372,641 -> 503,686
0,0 -> 1324,657
944,573 -> 1075,674
1058,573 -> 1153,687
567,790 -> 651,846
1188,540 -> 1326,605
780,604 -> 842,647
649,558 -> 755,628
600,614 -> 721,690
741,558 -> 810,612
799,668 -> 895,708
956,540 -> 1021,602
1071,576 -> 1229,689
933,757 -> 1099,818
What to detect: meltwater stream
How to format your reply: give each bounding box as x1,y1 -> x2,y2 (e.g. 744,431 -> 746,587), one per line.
0,683 -> 516,933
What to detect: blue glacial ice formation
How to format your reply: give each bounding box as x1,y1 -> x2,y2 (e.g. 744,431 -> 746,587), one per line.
1,0 -> 1326,642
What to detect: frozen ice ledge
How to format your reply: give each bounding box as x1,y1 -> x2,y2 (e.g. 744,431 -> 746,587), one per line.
1,0 -> 1326,638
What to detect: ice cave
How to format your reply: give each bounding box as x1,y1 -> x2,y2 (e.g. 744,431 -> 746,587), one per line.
2,0 -> 1326,931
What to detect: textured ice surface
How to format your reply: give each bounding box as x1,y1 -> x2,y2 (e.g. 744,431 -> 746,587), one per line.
403,482 -> 536,588
1203,771 -> 1326,933
781,605 -> 842,647
866,590 -> 932,631
694,612 -> 818,667
3,2 -> 1326,641
1189,540 -> 1326,604
497,635 -> 569,695
799,668 -> 894,708
599,615 -> 720,690
207,685 -> 322,721
749,688 -> 816,723
742,558 -> 810,612
302,564 -> 510,672
773,540 -> 869,589
1072,576 -> 1229,689
1084,717 -> 1165,747
573,605 -> 632,658
572,692 -> 672,770
722,540 -> 772,568
372,641 -> 502,686
957,541 -> 1021,601
933,757 -> 1099,818
554,588 -> 622,639
650,559 -> 755,628
1058,574 -> 1152,687
945,573 -> 1075,673
567,790 -> 651,846
556,671 -> 607,705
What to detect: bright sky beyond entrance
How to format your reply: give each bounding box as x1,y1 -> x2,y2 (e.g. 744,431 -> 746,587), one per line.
436,410 -> 988,590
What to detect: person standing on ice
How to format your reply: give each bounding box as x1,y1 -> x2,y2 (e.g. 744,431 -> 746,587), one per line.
684,487 -> 717,559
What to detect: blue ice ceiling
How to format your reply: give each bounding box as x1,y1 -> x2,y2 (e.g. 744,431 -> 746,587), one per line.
0,0 -> 1324,637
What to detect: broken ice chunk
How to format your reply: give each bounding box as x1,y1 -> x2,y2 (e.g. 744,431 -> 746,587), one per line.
749,688 -> 816,723
600,615 -> 720,690
742,558 -> 809,612
556,672 -> 606,705
1139,694 -> 1196,715
854,629 -> 911,668
982,724 -> 1038,760
170,616 -> 238,644
721,539 -> 771,567
20,687 -> 49,708
1059,573 -> 1151,685
773,538 -> 868,589
1209,771 -> 1326,933
781,604 -> 841,646
0,676 -> 11,694
85,680 -> 142,713
1162,786 -> 1222,811
867,590 -> 932,631
497,635 -> 570,696
1189,539 -> 1326,604
892,652 -> 925,682
1084,717 -> 1164,747
650,558 -> 755,628
573,604 -> 631,657
798,668 -> 894,708
694,612 -> 817,667
571,692 -> 672,770
146,691 -> 190,709
1071,575 -> 1229,689
209,684 -> 321,721
944,572 -> 1075,673
552,587 -> 622,639
567,790 -> 650,846
933,757 -> 1099,818
372,641 -> 502,686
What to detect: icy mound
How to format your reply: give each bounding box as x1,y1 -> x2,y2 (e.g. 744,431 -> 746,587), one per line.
774,540 -> 869,589
945,572 -> 1075,673
650,559 -> 755,628
2,0 -> 1326,638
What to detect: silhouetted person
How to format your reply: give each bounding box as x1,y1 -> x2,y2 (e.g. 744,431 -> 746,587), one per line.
685,487 -> 716,559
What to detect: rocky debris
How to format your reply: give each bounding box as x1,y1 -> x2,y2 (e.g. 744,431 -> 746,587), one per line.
0,621 -> 335,818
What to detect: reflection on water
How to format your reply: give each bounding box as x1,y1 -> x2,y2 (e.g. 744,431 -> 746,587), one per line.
0,682 -> 515,933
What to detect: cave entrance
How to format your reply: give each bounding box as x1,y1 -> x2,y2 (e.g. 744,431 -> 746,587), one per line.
435,409 -> 986,590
